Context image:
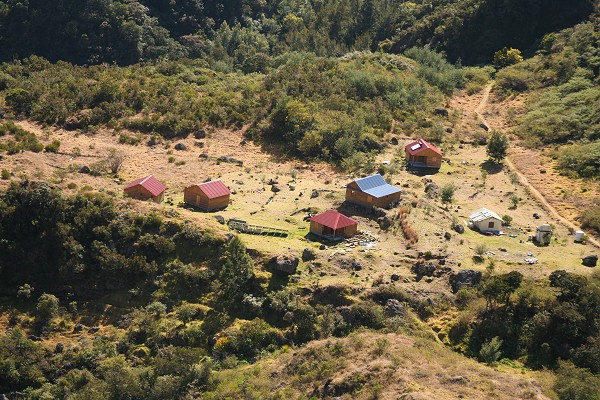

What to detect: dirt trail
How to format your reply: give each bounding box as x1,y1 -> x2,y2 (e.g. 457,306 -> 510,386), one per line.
475,83 -> 600,249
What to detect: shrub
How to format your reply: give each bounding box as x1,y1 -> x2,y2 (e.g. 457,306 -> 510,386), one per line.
580,206 -> 600,234
479,336 -> 503,364
398,206 -> 419,244
1,169 -> 10,180
486,131 -> 508,163
440,183 -> 456,205
44,140 -> 61,153
35,293 -> 60,325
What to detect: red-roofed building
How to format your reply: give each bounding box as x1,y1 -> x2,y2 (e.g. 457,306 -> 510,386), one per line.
310,210 -> 358,238
405,139 -> 442,169
124,175 -> 166,203
184,180 -> 231,211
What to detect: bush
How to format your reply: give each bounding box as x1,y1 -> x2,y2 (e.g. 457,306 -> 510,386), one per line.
44,140 -> 61,153
580,206 -> 600,234
554,362 -> 600,400
1,169 -> 10,180
479,336 -> 503,364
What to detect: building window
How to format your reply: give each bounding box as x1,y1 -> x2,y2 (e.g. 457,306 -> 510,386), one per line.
488,221 -> 495,228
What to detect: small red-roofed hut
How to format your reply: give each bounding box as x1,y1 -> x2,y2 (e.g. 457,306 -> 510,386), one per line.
123,175 -> 166,203
310,210 -> 358,238
184,180 -> 231,211
405,139 -> 442,168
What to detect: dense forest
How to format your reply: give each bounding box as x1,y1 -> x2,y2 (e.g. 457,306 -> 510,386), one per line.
0,0 -> 595,66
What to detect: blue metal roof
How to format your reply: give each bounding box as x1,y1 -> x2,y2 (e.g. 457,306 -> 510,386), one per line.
353,174 -> 402,198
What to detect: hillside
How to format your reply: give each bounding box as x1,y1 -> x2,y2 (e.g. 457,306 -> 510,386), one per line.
0,2 -> 599,400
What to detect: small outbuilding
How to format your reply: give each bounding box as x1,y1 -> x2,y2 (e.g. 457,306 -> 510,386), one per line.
535,224 -> 552,245
310,210 -> 358,239
184,180 -> 231,211
405,139 -> 442,169
123,175 -> 166,203
469,208 -> 503,234
345,174 -> 402,208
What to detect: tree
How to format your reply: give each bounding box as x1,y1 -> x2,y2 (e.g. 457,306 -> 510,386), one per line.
480,336 -> 503,364
493,47 -> 523,68
486,131 -> 509,163
218,236 -> 253,301
440,183 -> 456,206
35,293 -> 59,326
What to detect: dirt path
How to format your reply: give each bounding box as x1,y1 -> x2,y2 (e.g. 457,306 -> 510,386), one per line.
474,83 -> 600,249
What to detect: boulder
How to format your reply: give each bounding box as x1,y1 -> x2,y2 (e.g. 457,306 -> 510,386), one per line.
450,270 -> 483,293
533,213 -> 540,219
55,343 -> 64,353
194,129 -> 206,139
271,255 -> 299,275
267,178 -> 278,185
424,183 -> 439,196
434,108 -> 449,117
384,299 -> 406,317
453,224 -> 465,234
79,165 -> 91,174
411,261 -> 436,280
214,215 -> 225,224
198,153 -> 209,159
73,324 -> 84,333
479,123 -> 489,131
87,327 -> 100,334
390,273 -> 400,282
302,248 -> 316,262
310,189 -> 319,198
582,255 -> 598,267
288,184 -> 296,191
444,231 -> 452,240
378,216 -> 391,230
390,137 -> 399,145
194,141 -> 205,148
446,127 -> 453,133
174,143 -> 187,151
271,184 -> 282,193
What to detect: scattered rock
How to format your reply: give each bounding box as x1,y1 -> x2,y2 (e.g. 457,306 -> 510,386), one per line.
79,165 -> 91,174
87,327 -> 100,334
198,153 -> 209,159
194,141 -> 205,148
582,255 -> 598,267
288,184 -> 296,191
310,189 -> 319,198
174,143 -> 187,151
214,215 -> 225,224
217,156 -> 243,166
270,255 -> 299,275
444,232 -> 451,240
533,213 -> 540,219
194,129 -> 206,139
479,123 -> 489,131
453,224 -> 465,234
384,299 -> 406,317
424,183 -> 439,196
302,248 -> 316,262
390,137 -> 399,145
55,343 -> 64,353
434,108 -> 449,117
271,184 -> 282,193
267,178 -> 279,185
540,169 -> 546,174
28,335 -> 41,341
319,244 -> 326,250
390,273 -> 400,282
446,127 -> 453,133
73,324 -> 84,333
450,270 -> 483,293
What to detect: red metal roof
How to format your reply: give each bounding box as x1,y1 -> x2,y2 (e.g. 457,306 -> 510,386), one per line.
195,180 -> 231,199
124,175 -> 166,197
311,210 -> 358,230
405,139 -> 442,156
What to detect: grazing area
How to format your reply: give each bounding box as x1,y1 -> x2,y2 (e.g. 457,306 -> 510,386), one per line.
0,1 -> 598,399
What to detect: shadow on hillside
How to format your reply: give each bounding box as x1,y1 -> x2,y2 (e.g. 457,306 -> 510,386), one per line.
480,160 -> 504,174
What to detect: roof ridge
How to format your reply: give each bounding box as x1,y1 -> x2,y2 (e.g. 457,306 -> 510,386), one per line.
140,175 -> 152,185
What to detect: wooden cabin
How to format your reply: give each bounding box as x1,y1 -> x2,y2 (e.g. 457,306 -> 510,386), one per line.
310,210 -> 358,238
184,180 -> 231,211
405,139 -> 442,169
123,175 -> 166,203
469,208 -> 503,234
345,174 -> 402,208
